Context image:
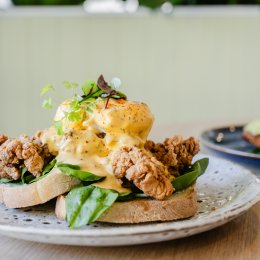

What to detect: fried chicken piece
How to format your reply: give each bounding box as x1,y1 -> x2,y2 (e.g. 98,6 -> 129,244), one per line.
112,147 -> 174,200
20,135 -> 45,177
145,135 -> 200,176
0,135 -> 8,145
0,138 -> 23,164
0,161 -> 21,180
0,134 -> 52,180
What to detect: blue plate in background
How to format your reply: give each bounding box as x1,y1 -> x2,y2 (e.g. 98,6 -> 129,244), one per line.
201,125 -> 260,173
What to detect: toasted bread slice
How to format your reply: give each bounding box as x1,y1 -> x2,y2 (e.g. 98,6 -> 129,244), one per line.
0,168 -> 81,208
55,184 -> 197,223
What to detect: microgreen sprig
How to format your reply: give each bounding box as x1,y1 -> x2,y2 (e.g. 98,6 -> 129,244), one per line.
40,75 -> 127,135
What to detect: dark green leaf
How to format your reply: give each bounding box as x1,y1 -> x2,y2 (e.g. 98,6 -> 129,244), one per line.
28,174 -> 47,184
66,186 -> 118,228
57,163 -> 103,182
116,191 -> 150,202
0,178 -> 13,184
21,167 -> 28,184
42,158 -> 57,176
135,193 -> 150,198
111,91 -> 127,100
172,158 -> 209,191
191,157 -> 209,174
1,160 -> 56,185
57,163 -> 79,170
116,191 -> 134,202
252,148 -> 260,154
29,158 -> 57,184
118,191 -> 132,197
91,89 -> 104,98
24,175 -> 35,183
54,120 -> 64,136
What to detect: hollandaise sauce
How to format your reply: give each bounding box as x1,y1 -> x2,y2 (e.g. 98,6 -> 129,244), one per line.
41,98 -> 154,193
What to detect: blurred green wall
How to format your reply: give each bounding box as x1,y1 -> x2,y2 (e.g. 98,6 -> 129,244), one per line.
0,11 -> 260,136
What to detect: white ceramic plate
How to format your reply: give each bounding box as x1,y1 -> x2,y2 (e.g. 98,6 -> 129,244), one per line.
0,155 -> 259,246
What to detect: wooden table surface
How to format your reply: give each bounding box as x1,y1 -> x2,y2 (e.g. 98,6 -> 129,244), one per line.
0,121 -> 259,260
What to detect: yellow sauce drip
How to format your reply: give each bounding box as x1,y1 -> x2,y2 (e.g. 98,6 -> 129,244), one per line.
41,98 -> 154,193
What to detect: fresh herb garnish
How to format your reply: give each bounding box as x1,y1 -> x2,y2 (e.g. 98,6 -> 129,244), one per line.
42,97 -> 53,109
40,84 -> 54,96
81,80 -> 99,97
97,75 -> 117,95
66,110 -> 82,122
66,185 -> 118,228
171,158 -> 209,191
57,163 -> 104,182
40,75 -> 127,135
97,75 -> 126,108
53,120 -> 64,136
63,81 -> 78,89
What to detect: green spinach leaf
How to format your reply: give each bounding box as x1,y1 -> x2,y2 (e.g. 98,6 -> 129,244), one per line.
29,158 -> 57,184
171,158 -> 209,191
116,191 -> 150,202
0,178 -> 13,184
0,159 -> 57,185
57,163 -> 103,182
21,167 -> 28,184
42,159 -> 57,175
66,186 -> 118,228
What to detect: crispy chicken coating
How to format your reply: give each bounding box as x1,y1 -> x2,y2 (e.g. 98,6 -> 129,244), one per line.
0,134 -> 52,180
0,135 -> 8,146
112,147 -> 174,200
0,161 -> 21,180
145,135 -> 200,176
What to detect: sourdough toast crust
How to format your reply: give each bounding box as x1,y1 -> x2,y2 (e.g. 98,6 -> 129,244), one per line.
55,184 -> 197,224
0,169 -> 80,208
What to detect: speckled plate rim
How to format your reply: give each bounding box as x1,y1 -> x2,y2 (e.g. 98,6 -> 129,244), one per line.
0,156 -> 259,238
0,190 -> 258,238
201,126 -> 260,159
